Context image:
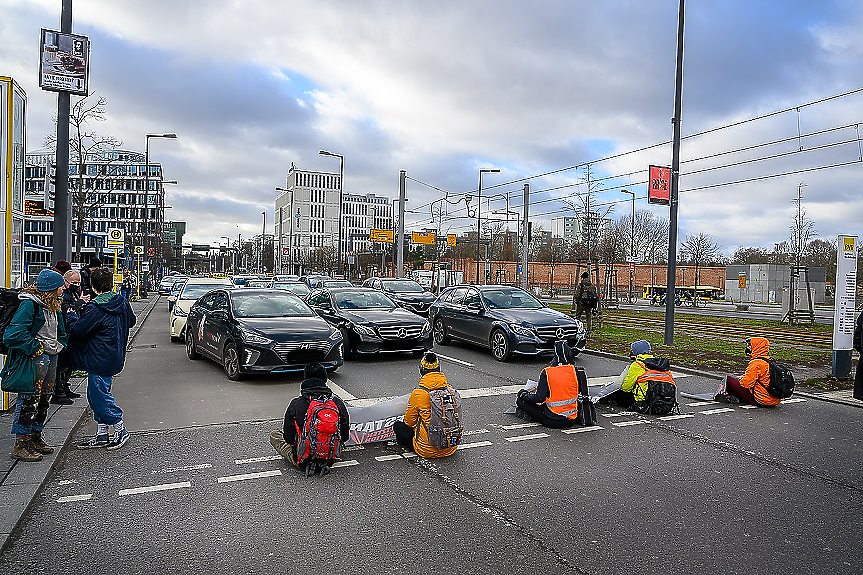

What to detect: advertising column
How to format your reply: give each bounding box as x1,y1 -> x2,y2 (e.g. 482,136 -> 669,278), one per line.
832,235 -> 858,379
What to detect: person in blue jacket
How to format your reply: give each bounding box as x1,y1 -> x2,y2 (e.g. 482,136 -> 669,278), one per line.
2,269 -> 68,462
66,267 -> 136,450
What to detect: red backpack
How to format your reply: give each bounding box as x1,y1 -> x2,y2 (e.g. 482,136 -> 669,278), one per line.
294,395 -> 342,476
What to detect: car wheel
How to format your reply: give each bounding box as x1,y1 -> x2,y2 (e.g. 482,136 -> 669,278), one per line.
490,328 -> 512,362
223,342 -> 243,381
433,319 -> 450,345
186,331 -> 201,360
340,328 -> 354,359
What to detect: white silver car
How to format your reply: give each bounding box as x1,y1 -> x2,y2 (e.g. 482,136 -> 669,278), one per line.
169,277 -> 233,341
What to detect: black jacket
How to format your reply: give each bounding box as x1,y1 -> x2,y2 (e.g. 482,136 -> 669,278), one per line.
66,292 -> 136,376
283,378 -> 350,446
80,267 -> 94,298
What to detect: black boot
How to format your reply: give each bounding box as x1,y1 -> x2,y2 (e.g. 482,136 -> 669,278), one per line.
63,379 -> 81,399
51,391 -> 73,405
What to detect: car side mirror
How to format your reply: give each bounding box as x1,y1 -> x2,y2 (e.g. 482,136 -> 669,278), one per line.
467,301 -> 483,312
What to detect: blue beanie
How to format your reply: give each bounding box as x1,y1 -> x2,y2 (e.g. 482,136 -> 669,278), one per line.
37,269 -> 65,292
630,340 -> 651,357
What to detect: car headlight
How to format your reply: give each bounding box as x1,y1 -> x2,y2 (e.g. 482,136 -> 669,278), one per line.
353,323 -> 377,337
172,307 -> 188,317
328,329 -> 343,341
420,321 -> 431,336
509,323 -> 534,337
242,331 -> 273,346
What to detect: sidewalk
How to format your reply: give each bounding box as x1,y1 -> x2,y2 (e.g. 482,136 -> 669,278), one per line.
0,294 -> 160,552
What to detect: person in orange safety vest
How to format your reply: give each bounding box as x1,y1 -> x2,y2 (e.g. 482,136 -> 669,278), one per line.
515,341 -> 584,429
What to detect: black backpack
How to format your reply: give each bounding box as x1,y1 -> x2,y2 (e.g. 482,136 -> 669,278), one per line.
758,358 -> 795,399
633,357 -> 678,416
0,288 -> 22,355
583,286 -> 599,309
574,366 -> 597,426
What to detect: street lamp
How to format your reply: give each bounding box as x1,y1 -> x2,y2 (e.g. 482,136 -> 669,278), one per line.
621,189 -> 636,303
276,186 -> 296,275
391,197 -> 407,277
144,133 -> 177,289
261,210 -> 266,274
319,149 -> 344,276
476,168 -> 500,285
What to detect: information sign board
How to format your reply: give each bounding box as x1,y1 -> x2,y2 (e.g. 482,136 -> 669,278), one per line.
447,234 -> 456,247
832,235 -> 858,350
411,232 -> 435,245
107,228 -> 124,247
39,29 -> 90,95
370,229 -> 394,243
648,165 -> 671,205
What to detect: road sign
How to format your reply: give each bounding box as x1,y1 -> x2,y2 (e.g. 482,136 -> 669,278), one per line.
147,247 -> 155,257
107,227 -> 124,247
370,229 -> 394,243
630,263 -> 635,273
447,234 -> 456,247
411,231 -> 435,245
648,165 -> 671,205
134,245 -> 144,255
141,262 -> 150,272
738,273 -> 746,289
282,246 -> 290,257
113,273 -> 122,287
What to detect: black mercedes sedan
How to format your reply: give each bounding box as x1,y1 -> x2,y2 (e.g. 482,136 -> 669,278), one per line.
185,288 -> 343,380
428,285 -> 586,362
362,277 -> 437,316
305,287 -> 433,358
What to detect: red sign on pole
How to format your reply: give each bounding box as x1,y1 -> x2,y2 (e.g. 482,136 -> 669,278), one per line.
282,246 -> 290,257
648,165 -> 671,205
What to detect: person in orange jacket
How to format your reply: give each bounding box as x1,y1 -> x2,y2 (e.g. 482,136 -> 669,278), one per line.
392,352 -> 458,458
716,337 -> 781,406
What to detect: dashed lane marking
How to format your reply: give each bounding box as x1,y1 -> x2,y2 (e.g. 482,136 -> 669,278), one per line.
58,480 -> 77,486
601,412 -> 637,418
687,401 -> 718,407
562,426 -> 604,434
159,463 -> 213,473
327,381 -> 357,401
783,398 -> 806,403
332,460 -> 359,468
505,433 -> 550,442
458,441 -> 494,450
460,385 -> 524,398
740,405 -> 759,409
462,428 -> 491,436
342,444 -> 366,452
501,422 -> 542,430
658,414 -> 695,421
57,494 -> 92,503
436,353 -> 474,367
118,481 -> 192,497
217,470 -> 282,483
235,455 -> 282,465
375,454 -> 404,462
700,407 -> 735,415
612,420 -> 650,427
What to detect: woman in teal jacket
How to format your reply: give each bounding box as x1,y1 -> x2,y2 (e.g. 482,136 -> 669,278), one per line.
2,270 -> 68,462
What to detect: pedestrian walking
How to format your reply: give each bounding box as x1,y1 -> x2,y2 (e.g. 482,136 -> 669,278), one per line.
2,269 -> 68,462
67,267 -> 136,450
574,271 -> 598,336
120,269 -> 133,301
51,270 -> 86,405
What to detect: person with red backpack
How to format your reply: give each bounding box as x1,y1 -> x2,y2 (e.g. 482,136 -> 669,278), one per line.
269,363 -> 349,475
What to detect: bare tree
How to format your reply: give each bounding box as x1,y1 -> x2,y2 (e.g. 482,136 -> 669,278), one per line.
731,246 -> 771,264
679,232 -> 722,290
560,165 -> 615,266
790,182 -> 817,268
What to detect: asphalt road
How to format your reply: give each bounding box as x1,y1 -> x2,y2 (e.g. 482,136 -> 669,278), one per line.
1,298 -> 860,574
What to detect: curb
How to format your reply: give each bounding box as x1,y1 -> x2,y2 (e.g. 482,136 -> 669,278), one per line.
0,295 -> 161,554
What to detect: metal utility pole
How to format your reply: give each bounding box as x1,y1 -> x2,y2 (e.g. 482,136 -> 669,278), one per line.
621,189 -> 635,302
397,170 -> 406,278
521,183 -> 529,290
318,150 -> 344,275
664,0 -> 686,345
475,168 -> 499,284
260,210 -> 266,273
51,0 -> 73,263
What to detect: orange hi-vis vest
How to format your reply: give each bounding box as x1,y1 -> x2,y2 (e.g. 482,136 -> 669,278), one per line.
635,365 -> 675,396
544,364 -> 580,419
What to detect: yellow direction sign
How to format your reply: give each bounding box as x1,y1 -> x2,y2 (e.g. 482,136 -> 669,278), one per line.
113,273 -> 123,287
134,245 -> 144,255
107,227 -> 125,247
369,229 -> 394,243
412,231 -> 436,245
738,273 -> 746,289
447,234 -> 456,247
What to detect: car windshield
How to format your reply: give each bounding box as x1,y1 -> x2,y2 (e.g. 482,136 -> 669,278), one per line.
247,280 -> 270,288
274,282 -> 310,296
324,280 -> 353,288
334,290 -> 395,310
381,280 -> 425,293
231,292 -> 314,318
481,289 -> 543,309
180,283 -> 228,300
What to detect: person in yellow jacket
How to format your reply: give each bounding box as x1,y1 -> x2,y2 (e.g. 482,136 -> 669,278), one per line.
715,337 -> 781,406
515,341 -> 582,429
392,352 -> 458,458
599,340 -> 653,408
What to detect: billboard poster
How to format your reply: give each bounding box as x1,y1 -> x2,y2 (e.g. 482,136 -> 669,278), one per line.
648,165 -> 671,205
39,29 -> 90,95
832,235 -> 858,350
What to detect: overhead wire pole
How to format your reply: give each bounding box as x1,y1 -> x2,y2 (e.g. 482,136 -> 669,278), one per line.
521,183 -> 529,290
397,170 -> 406,278
51,0 -> 73,264
664,0 -> 686,345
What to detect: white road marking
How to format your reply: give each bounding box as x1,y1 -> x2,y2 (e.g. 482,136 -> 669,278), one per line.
436,353 -> 474,367
119,482 -> 192,497
687,401 -> 718,407
462,428 -> 491,436
612,420 -> 650,427
458,441 -> 493,450
783,398 -> 806,403
602,412 -> 637,418
342,444 -> 366,452
460,385 -> 523,398
501,422 -> 542,430
588,372 -> 690,386
58,480 -> 77,486
235,455 -> 282,465
332,460 -> 359,468
658,414 -> 695,421
402,452 -> 418,458
375,454 -> 404,462
217,470 -> 282,483
505,432 -> 549,442
562,426 -> 604,434
345,396 -> 398,408
327,381 -> 357,401
740,405 -> 759,409
700,407 -> 735,415
57,494 -> 92,503
160,463 -> 213,473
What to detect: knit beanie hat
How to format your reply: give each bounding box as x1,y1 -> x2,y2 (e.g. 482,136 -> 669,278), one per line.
303,362 -> 327,382
37,269 -> 65,292
53,260 -> 72,274
630,340 -> 651,357
419,351 -> 440,375
89,258 -> 102,268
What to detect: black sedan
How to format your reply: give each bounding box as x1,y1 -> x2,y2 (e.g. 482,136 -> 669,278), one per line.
305,287 -> 432,358
185,288 -> 343,380
429,285 -> 586,362
362,277 -> 437,316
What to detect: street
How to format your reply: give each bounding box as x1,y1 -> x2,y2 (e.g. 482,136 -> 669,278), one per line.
0,297 -> 860,575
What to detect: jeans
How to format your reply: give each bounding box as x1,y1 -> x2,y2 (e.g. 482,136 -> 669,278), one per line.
392,420 -> 416,452
88,373 -> 123,425
11,354 -> 58,437
120,287 -> 131,301
515,396 -> 577,429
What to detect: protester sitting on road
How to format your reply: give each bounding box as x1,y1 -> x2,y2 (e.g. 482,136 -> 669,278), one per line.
574,272 -> 598,336
393,352 -> 462,457
600,340 -> 655,409
51,270 -> 86,405
270,363 -> 350,474
2,269 -> 68,462
67,267 -> 137,450
515,341 -> 584,429
715,337 -> 782,406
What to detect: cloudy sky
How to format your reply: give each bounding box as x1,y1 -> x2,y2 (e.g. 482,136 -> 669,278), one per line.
2,0 -> 861,255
